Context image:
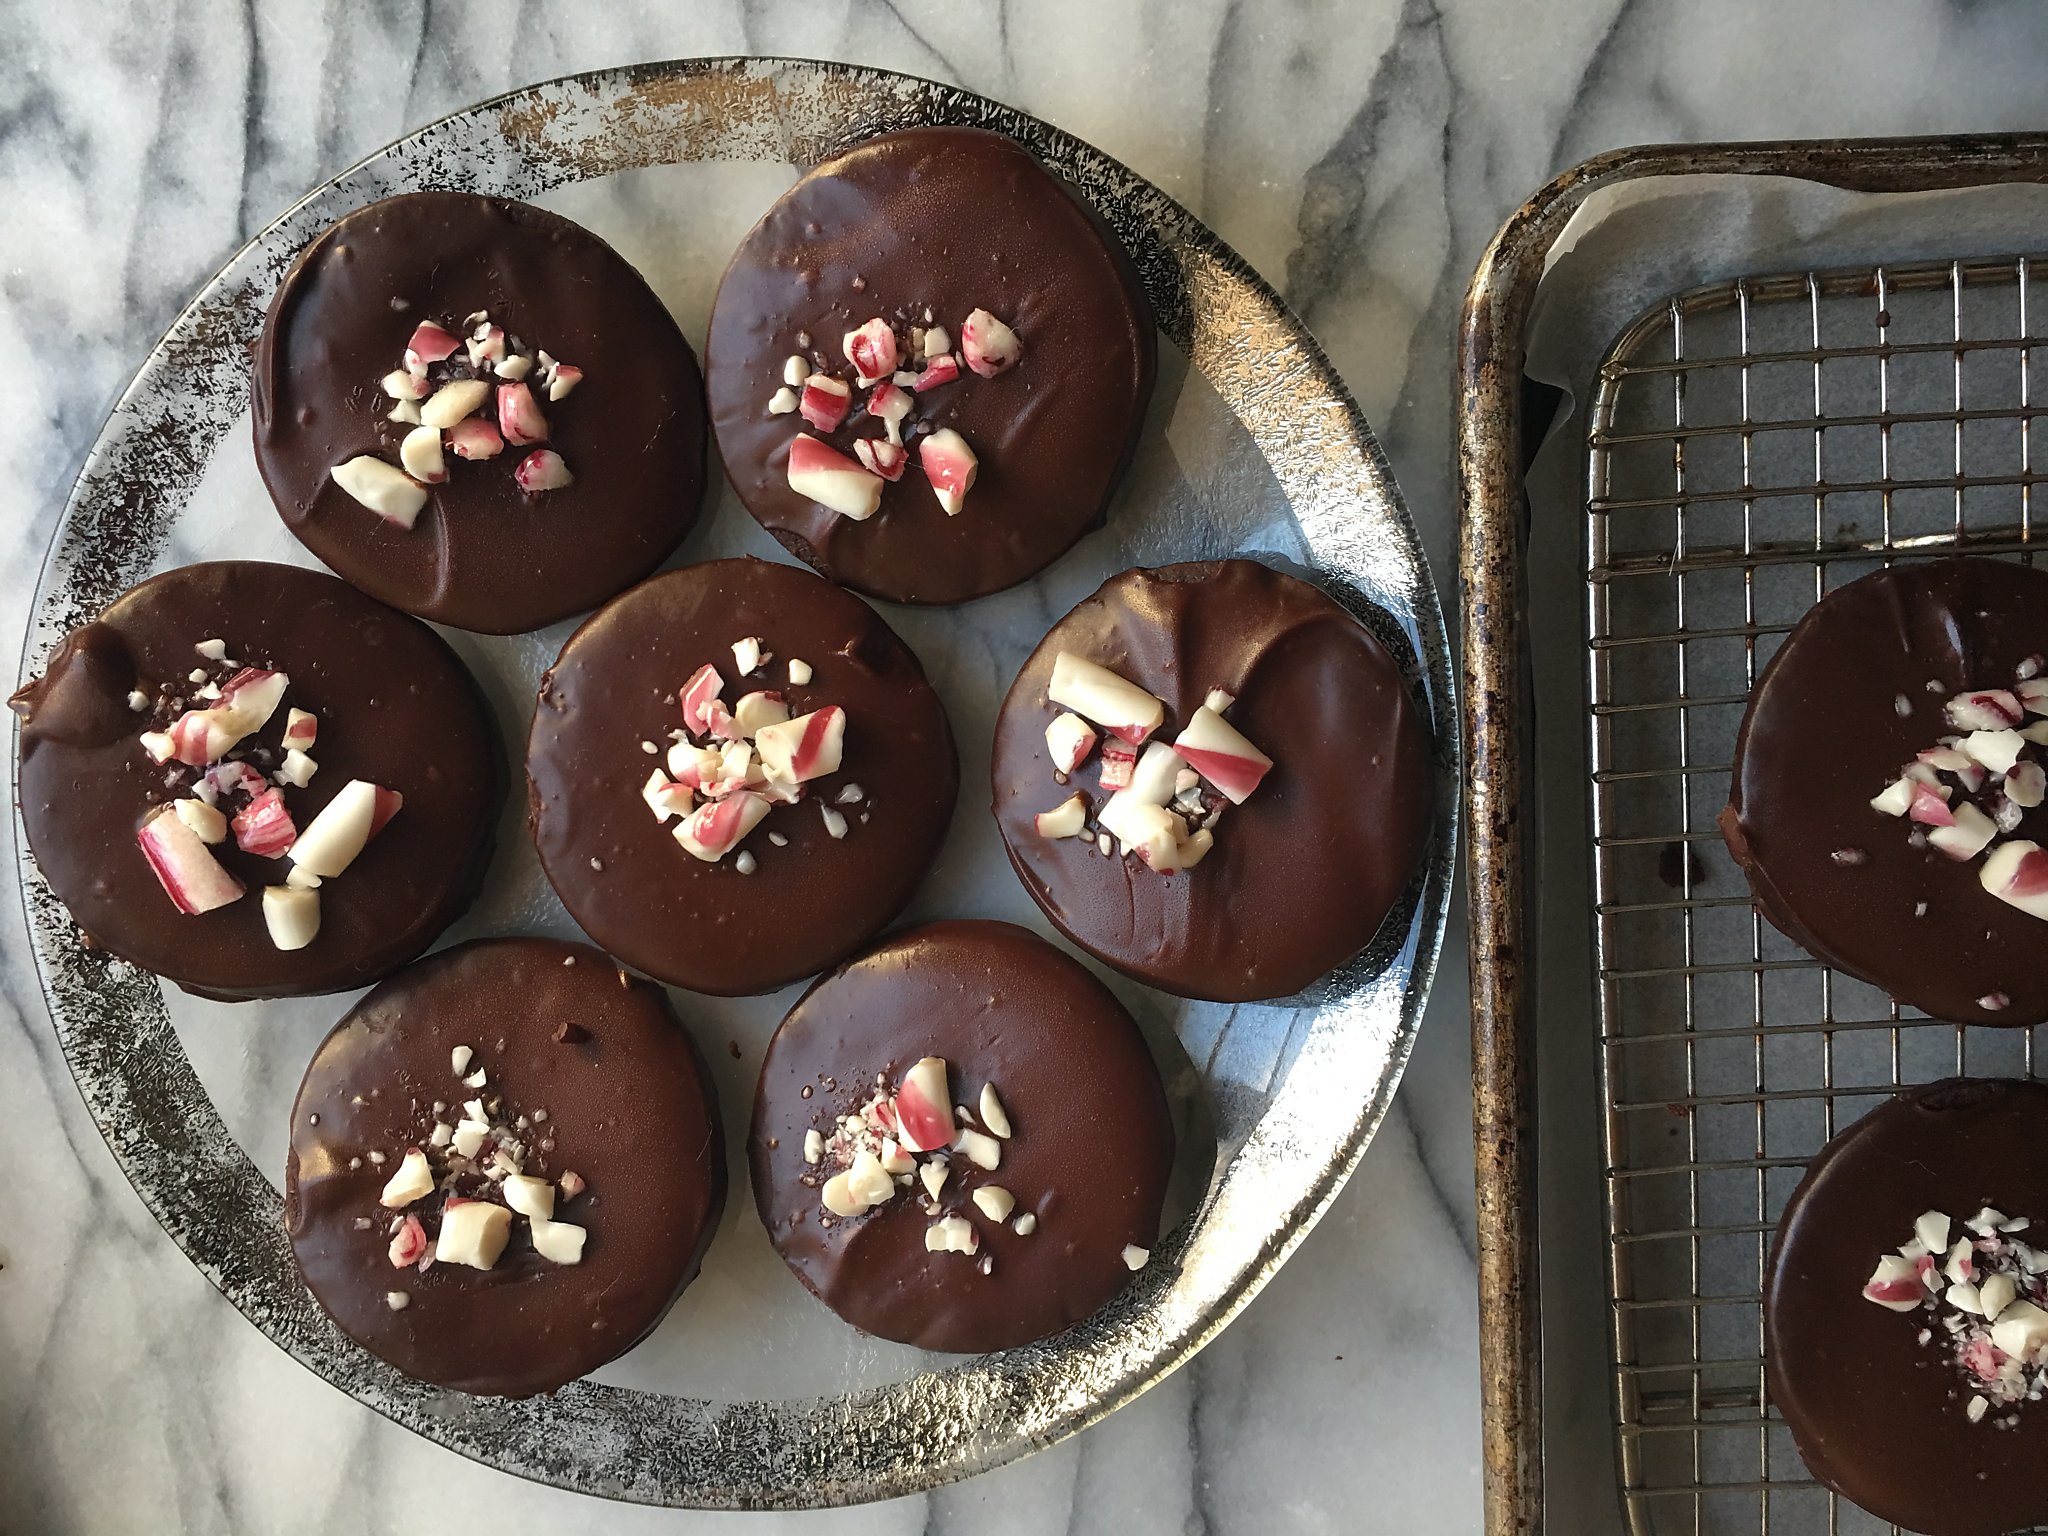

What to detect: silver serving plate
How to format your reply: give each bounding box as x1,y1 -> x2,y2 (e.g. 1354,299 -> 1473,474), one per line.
13,58 -> 1456,1508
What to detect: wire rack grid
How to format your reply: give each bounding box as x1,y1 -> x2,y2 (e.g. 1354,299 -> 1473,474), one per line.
1585,253 -> 2048,1536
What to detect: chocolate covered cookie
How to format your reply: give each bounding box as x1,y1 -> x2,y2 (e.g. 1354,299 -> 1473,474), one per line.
750,920 -> 1174,1353
1766,1077 -> 2048,1536
991,560 -> 1433,1002
286,937 -> 725,1398
11,561 -> 499,1001
1722,558 -> 2048,1024
526,558 -> 957,996
705,126 -> 1155,605
254,190 -> 706,633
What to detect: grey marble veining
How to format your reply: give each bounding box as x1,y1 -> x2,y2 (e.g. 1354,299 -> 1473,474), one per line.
4,3 -> 2046,1532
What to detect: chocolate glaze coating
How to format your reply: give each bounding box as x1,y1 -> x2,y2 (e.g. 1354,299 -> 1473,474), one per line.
750,920 -> 1173,1353
991,560 -> 1434,1002
253,190 -> 707,634
705,127 -> 1155,606
526,558 -> 958,996
10,561 -> 500,1001
286,937 -> 725,1398
1722,558 -> 2048,1025
1766,1078 -> 2048,1536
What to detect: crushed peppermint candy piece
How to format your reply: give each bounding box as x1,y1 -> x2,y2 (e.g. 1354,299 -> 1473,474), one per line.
925,1215 -> 979,1255
435,1199 -> 513,1271
979,1084 -> 1012,1139
960,308 -> 1022,377
918,428 -> 979,516
261,885 -> 321,951
1046,712 -> 1099,776
787,433 -> 883,520
1122,1245 -> 1151,1271
1049,653 -> 1166,746
137,807 -> 244,914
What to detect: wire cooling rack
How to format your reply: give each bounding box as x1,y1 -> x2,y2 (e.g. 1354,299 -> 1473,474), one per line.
1586,254 -> 2048,1535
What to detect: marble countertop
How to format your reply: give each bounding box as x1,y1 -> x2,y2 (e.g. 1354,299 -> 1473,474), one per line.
5,4 -> 2047,1533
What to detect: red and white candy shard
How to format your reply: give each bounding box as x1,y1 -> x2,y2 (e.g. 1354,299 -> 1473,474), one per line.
912,353 -> 961,392
382,369 -> 429,401
960,308 -> 1022,377
445,417 -> 504,460
387,1214 -> 427,1268
496,382 -> 549,446
787,433 -> 883,520
151,668 -> 290,767
894,1056 -> 954,1153
231,788 -> 297,859
1035,793 -> 1088,839
1963,728 -> 2027,775
281,708 -> 317,751
288,779 -> 403,878
1124,741 -> 1188,807
753,706 -> 846,785
405,321 -> 461,368
1907,782 -> 1956,826
1048,652 -> 1166,746
1174,706 -> 1273,804
799,374 -> 853,433
1098,743 -> 1136,791
466,325 -> 507,366
843,319 -> 900,385
853,438 -> 908,481
546,363 -> 583,403
919,428 -> 979,515
1929,801 -> 1998,861
419,378 -> 491,430
2011,761 -> 2047,808
673,790 -> 770,862
1100,796 -> 1184,871
331,456 -> 427,528
513,448 -> 573,493
864,381 -> 913,443
1946,689 -> 2025,731
1045,711 -> 1099,775
395,426 -> 445,490
137,806 -> 245,914
667,739 -> 723,789
1982,839 -> 2048,920
679,663 -> 725,738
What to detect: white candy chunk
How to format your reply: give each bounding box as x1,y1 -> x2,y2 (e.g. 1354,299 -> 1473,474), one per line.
501,1173 -> 555,1221
971,1185 -> 1016,1222
278,749 -> 318,788
436,1201 -> 513,1270
451,1120 -> 489,1159
195,638 -> 228,662
1034,794 -> 1088,839
1949,1279 -> 1987,1316
261,885 -> 321,952
788,658 -> 813,686
979,1084 -> 1012,1139
821,1171 -> 862,1218
767,386 -> 799,414
382,368 -> 429,400
667,739 -> 723,788
1963,728 -> 2028,775
1123,741 -> 1187,807
845,1149 -> 896,1209
450,1045 -> 473,1075
1099,798 -> 1186,872
1991,1298 -> 2048,1360
953,1126 -> 1003,1171
1915,1210 -> 1952,1257
925,1215 -> 979,1255
1048,652 -> 1165,745
641,770 -> 693,823
919,1159 -> 949,1199
896,1058 -> 955,1153
1981,839 -> 2048,920
1946,1238 -> 1977,1285
386,1290 -> 411,1311
878,1138 -> 915,1177
820,805 -> 849,839
1869,775 -> 1916,816
1968,1394 -> 1990,1424
1928,801 -> 1997,861
672,791 -> 770,862
284,865 -> 321,890
1045,711 -> 1100,776
752,706 -> 846,784
378,1148 -> 435,1208
399,425 -> 447,484
1204,687 -> 1236,713
173,797 -> 228,844
288,779 -> 402,877
802,1129 -> 825,1164
733,690 -> 791,737
1122,1245 -> 1151,1271
428,1122 -> 453,1148
2009,760 -> 2047,808
1980,1271 -> 2019,1320
494,353 -> 533,381
787,433 -> 883,520
1178,828 -> 1216,869
1174,705 -> 1274,804
419,377 -> 492,428
732,636 -> 765,675
783,354 -> 809,387
330,456 -> 427,528
529,1218 -> 587,1265
1012,1213 -> 1037,1236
